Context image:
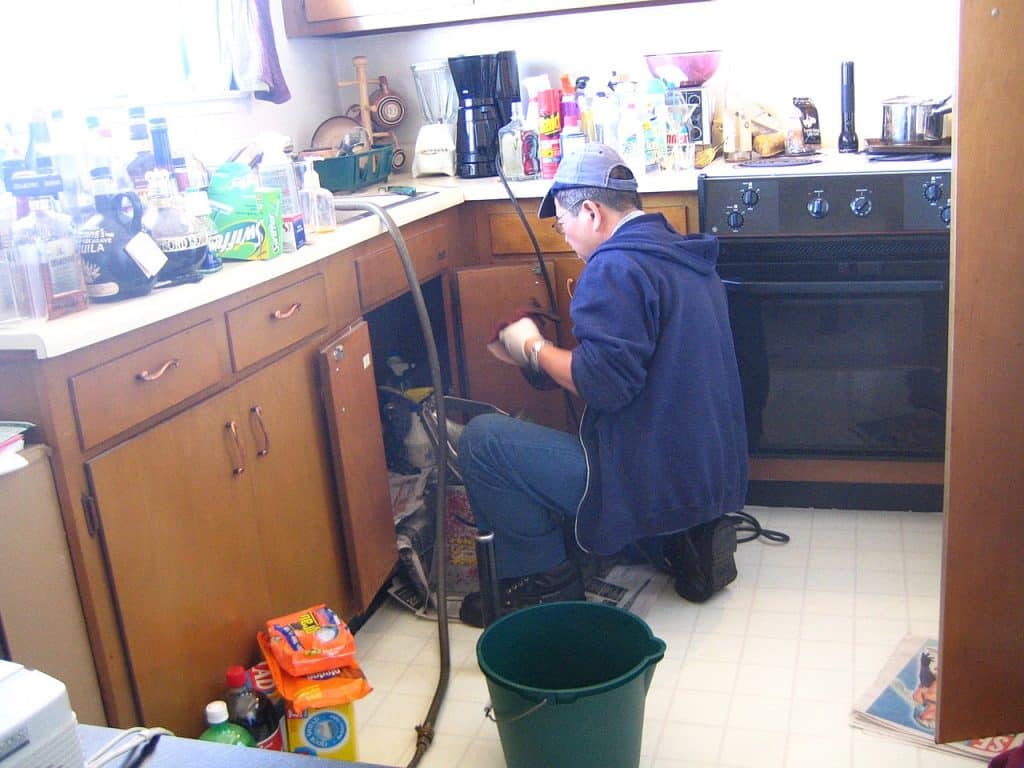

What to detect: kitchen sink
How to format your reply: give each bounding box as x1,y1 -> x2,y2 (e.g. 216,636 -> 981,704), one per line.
333,190 -> 436,224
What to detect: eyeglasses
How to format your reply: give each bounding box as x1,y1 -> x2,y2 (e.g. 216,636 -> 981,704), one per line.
551,210 -> 573,236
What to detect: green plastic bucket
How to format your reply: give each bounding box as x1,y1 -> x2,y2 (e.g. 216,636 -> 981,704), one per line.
476,602 -> 666,768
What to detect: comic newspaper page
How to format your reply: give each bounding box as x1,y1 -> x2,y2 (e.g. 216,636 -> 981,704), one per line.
850,635 -> 1024,761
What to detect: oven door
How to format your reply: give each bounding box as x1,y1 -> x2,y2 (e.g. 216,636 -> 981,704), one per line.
722,256 -> 948,458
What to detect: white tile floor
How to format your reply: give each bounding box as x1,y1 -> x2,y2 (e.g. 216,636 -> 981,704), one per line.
350,506 -> 981,768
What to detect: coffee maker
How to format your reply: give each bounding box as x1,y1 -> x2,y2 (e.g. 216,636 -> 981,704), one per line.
447,50 -> 520,178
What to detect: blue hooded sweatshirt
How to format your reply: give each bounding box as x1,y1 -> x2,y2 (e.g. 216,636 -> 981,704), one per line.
569,212 -> 748,555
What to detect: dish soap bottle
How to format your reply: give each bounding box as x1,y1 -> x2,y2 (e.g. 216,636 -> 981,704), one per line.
200,700 -> 255,747
296,159 -> 336,240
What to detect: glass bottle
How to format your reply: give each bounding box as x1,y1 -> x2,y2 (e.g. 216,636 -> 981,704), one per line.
143,169 -> 208,284
0,189 -> 23,322
10,161 -> 88,319
77,168 -> 162,301
183,187 -> 222,273
150,117 -> 174,173
125,107 -> 155,199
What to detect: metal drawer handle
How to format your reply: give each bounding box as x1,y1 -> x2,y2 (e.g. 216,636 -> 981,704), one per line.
226,420 -> 246,475
250,405 -> 270,457
136,358 -> 179,382
271,302 -> 302,320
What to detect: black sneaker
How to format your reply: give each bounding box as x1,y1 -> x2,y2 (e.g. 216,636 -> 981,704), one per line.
459,560 -> 585,628
662,516 -> 738,603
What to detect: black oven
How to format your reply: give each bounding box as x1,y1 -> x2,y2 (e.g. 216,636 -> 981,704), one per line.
700,168 -> 951,508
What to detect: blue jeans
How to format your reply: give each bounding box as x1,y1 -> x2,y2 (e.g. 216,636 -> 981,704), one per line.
457,413 -> 587,579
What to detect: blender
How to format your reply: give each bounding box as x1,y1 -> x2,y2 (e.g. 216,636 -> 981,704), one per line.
410,59 -> 458,177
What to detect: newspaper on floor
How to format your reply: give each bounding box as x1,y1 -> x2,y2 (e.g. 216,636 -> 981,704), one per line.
387,561 -> 668,623
850,634 -> 1024,762
389,470 -> 431,524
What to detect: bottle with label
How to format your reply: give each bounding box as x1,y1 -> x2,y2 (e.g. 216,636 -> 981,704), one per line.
10,161 -> 88,319
48,109 -> 89,223
149,117 -> 175,174
76,168 -> 164,302
497,102 -> 540,181
143,169 -> 208,284
224,665 -> 284,750
0,189 -> 24,323
183,188 -> 223,274
125,108 -> 155,200
590,91 -> 617,148
200,700 -> 256,747
616,99 -> 645,177
537,89 -> 563,180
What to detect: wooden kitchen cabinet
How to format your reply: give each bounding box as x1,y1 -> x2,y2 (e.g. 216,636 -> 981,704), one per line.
84,340 -> 347,739
283,0 -> 688,37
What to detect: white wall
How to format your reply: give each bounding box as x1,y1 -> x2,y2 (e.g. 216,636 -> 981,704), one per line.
321,0 -> 959,153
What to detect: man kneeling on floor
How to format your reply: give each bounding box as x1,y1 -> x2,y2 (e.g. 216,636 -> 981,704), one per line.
457,144 -> 749,628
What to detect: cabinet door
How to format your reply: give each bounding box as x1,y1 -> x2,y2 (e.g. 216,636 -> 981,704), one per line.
456,262 -> 569,430
237,348 -> 350,619
86,385 -> 270,737
318,322 -> 397,613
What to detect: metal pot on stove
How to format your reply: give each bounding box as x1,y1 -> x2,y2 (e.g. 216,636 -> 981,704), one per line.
881,96 -> 952,143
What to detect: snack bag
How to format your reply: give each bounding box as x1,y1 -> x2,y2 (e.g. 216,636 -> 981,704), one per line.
265,604 -> 357,677
257,631 -> 372,711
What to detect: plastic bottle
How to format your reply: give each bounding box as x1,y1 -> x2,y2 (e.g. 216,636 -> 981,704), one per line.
257,134 -> 300,219
296,159 -> 336,238
200,700 -> 256,747
0,189 -> 24,323
590,90 -> 617,148
616,99 -> 645,177
497,102 -> 539,182
224,664 -> 284,750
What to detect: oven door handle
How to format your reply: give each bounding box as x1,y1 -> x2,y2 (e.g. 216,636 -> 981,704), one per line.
722,279 -> 946,296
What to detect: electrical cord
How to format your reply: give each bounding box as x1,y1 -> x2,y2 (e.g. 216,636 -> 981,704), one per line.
333,199 -> 449,768
85,727 -> 172,768
725,509 -> 791,544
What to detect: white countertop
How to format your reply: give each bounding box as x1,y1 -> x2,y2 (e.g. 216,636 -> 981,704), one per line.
0,150 -> 953,360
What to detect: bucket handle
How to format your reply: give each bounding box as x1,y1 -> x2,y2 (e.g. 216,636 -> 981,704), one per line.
484,698 -> 549,724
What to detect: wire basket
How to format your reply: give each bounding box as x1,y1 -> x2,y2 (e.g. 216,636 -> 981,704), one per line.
313,145 -> 394,193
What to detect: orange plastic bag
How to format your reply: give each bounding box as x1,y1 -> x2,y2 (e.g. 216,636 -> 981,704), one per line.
257,630 -> 372,711
265,604 -> 357,677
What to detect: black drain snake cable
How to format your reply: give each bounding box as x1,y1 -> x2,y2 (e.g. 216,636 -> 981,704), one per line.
726,510 -> 791,544
334,199 -> 449,768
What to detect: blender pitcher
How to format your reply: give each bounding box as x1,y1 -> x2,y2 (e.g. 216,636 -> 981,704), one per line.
411,60 -> 458,177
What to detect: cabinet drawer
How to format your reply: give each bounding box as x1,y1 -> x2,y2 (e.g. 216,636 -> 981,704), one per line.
226,275 -> 328,371
71,320 -> 227,449
355,224 -> 448,309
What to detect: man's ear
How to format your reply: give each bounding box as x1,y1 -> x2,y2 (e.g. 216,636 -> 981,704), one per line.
580,200 -> 602,230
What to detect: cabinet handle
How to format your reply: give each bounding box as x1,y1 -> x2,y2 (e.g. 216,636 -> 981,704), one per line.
136,358 -> 179,382
566,277 -> 576,300
271,302 -> 302,320
226,420 -> 246,475
250,405 -> 270,457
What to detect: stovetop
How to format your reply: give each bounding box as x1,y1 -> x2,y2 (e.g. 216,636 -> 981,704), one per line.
702,150 -> 952,179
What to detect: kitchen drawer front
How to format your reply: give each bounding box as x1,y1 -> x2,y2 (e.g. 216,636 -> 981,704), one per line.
71,320 -> 227,450
226,274 -> 328,371
355,224 -> 448,309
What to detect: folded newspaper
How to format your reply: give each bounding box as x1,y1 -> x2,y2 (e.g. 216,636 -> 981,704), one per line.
850,634 -> 1024,761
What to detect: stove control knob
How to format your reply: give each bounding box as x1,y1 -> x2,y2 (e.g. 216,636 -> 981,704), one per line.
941,205 -> 952,226
850,194 -> 873,217
807,195 -> 830,219
924,181 -> 945,203
726,210 -> 745,230
741,188 -> 759,208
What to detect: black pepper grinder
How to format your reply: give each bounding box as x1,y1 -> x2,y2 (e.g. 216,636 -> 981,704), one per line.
838,61 -> 859,152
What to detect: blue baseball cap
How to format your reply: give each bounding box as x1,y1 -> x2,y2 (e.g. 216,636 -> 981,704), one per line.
537,143 -> 639,218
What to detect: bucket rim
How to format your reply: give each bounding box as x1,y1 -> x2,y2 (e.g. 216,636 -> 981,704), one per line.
476,602 -> 667,705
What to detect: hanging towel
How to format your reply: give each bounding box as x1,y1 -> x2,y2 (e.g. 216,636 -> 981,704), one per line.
219,0 -> 291,104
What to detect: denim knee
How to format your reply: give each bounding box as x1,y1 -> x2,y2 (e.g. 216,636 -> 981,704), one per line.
457,412 -> 508,478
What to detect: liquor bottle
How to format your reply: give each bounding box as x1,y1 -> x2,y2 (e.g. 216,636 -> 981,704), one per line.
224,665 -> 283,750
838,61 -> 859,153
143,169 -> 207,284
0,189 -> 23,323
200,701 -> 255,747
125,107 -> 155,197
76,168 -> 163,301
149,117 -> 175,174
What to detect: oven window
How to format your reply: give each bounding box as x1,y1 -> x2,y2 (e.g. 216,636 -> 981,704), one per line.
728,282 -> 947,458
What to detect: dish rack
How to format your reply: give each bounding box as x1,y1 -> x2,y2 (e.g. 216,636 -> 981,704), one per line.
314,145 -> 394,193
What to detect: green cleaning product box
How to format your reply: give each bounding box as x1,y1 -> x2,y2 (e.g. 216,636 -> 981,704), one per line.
207,163 -> 282,261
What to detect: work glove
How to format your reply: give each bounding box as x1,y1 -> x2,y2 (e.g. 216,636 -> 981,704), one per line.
489,316 -> 540,367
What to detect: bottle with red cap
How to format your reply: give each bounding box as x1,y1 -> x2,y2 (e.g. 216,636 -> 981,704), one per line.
224,664 -> 284,750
